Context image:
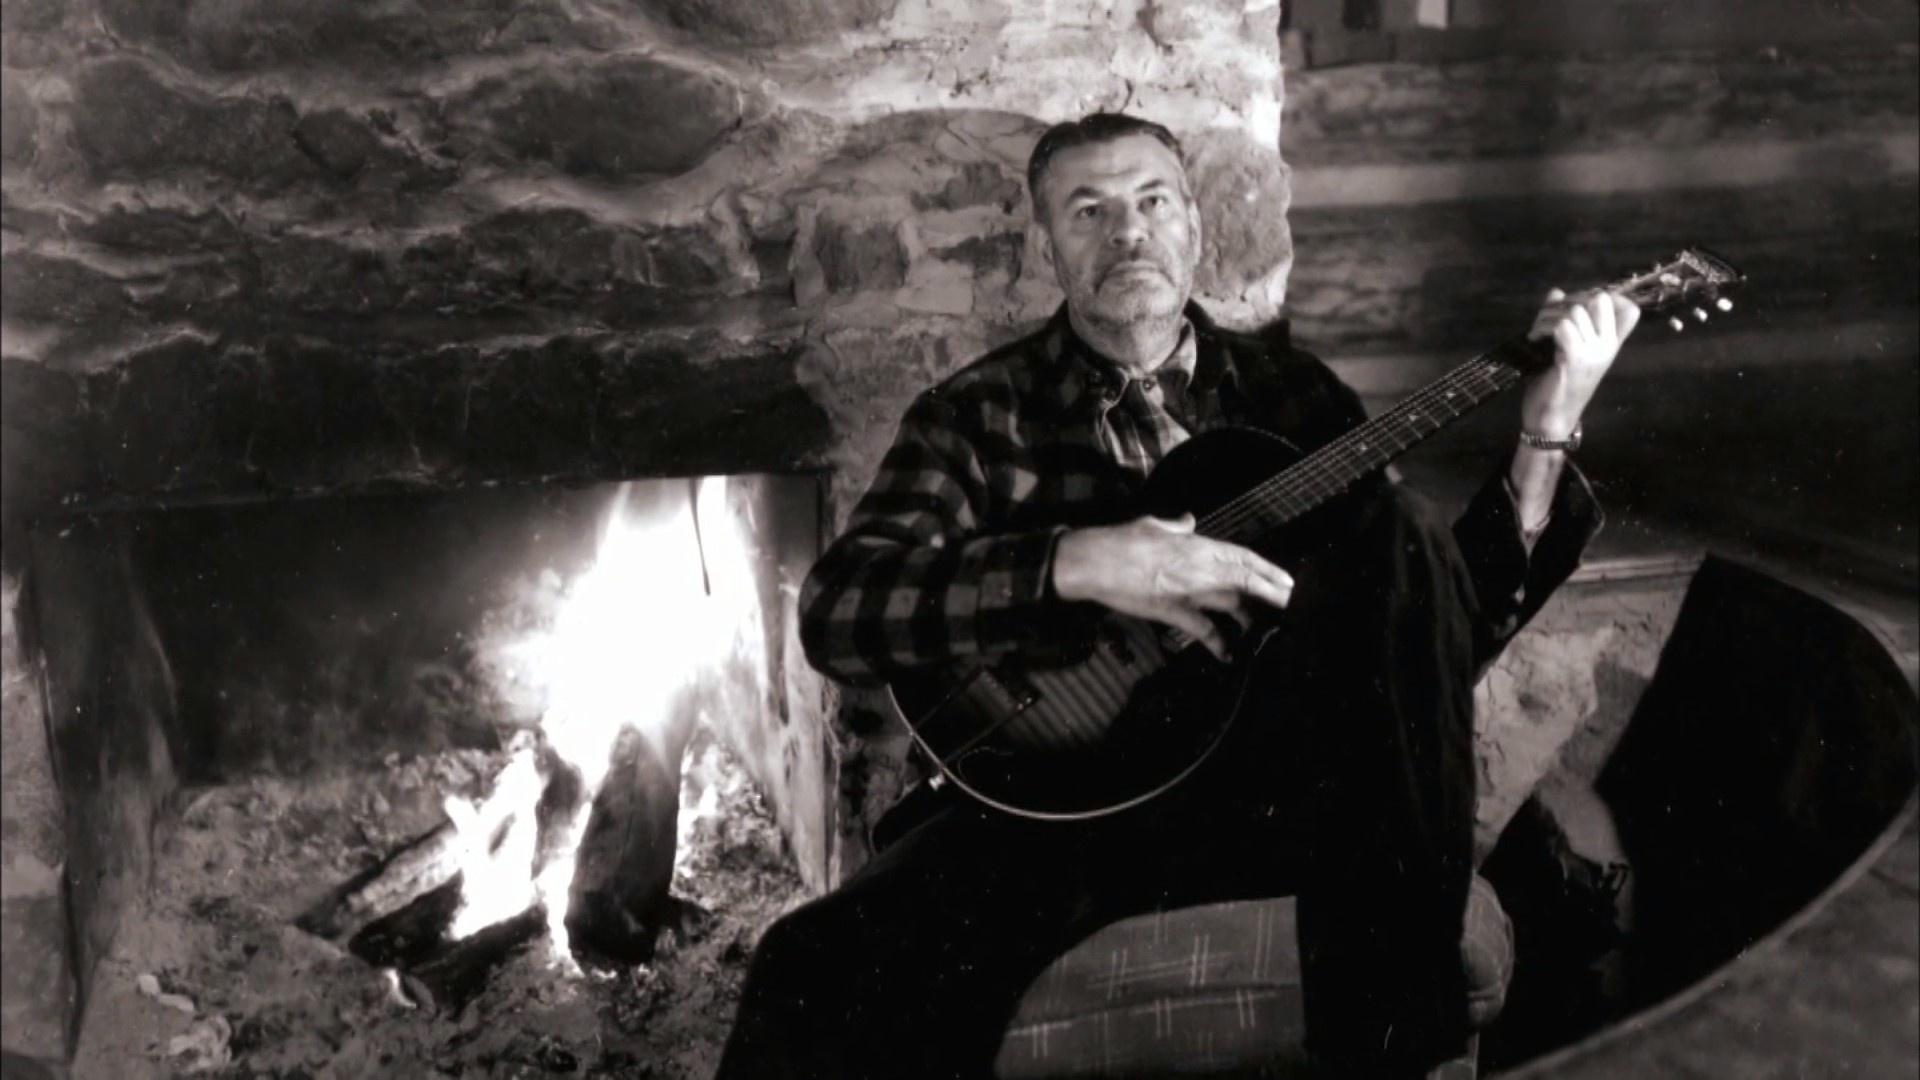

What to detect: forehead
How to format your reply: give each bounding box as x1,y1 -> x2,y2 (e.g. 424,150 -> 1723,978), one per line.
1041,134 -> 1188,204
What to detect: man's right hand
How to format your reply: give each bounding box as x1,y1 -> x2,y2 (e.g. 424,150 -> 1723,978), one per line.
1052,513 -> 1295,661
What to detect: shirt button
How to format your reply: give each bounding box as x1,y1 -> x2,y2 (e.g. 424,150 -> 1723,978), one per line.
1140,377 -> 1158,391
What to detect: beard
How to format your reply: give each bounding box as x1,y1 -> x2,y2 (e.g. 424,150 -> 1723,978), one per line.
1074,254 -> 1189,330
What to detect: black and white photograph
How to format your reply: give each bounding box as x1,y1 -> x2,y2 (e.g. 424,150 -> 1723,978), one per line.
1,1 -> 1915,1077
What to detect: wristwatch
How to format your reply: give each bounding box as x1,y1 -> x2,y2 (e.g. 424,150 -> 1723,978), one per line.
1519,422 -> 1582,452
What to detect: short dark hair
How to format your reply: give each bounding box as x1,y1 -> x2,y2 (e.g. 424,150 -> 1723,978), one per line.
1026,112 -> 1186,221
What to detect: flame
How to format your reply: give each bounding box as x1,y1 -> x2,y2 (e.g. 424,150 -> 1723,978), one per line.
444,745 -> 542,939
447,477 -> 764,961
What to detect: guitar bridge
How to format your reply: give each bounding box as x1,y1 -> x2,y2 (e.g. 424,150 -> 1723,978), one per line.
977,665 -> 1041,714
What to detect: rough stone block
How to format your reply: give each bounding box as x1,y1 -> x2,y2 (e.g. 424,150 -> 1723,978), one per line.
70,60 -> 311,190
0,0 -> 68,69
462,58 -> 745,179
2,572 -> 74,1067
911,161 -> 1024,213
1,73 -> 38,168
811,220 -> 910,294
897,256 -> 974,316
0,253 -> 133,333
1140,0 -> 1246,48
290,108 -> 453,191
95,0 -> 615,73
638,0 -> 898,47
69,205 -> 247,256
0,890 -> 72,1068
21,521 -> 178,1055
8,329 -> 835,515
1185,129 -> 1295,320
933,232 -> 1024,280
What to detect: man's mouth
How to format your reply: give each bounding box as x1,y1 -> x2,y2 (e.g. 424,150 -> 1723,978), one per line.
1102,262 -> 1165,283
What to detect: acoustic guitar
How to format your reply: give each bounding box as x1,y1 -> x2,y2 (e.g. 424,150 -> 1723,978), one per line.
884,249 -> 1744,820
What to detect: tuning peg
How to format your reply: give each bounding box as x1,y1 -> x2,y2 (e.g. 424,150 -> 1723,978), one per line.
1691,307 -> 1709,322
1668,316 -> 1686,332
1715,297 -> 1734,312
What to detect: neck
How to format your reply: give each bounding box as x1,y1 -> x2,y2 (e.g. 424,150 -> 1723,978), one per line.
1068,308 -> 1186,376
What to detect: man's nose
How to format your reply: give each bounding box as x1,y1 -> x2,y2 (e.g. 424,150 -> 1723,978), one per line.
1106,205 -> 1148,247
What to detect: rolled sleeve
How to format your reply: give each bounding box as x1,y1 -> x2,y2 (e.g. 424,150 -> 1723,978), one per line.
1453,459 -> 1604,668
798,396 -> 1098,684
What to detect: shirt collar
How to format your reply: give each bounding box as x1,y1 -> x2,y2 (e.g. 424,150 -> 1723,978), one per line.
1036,301 -> 1237,419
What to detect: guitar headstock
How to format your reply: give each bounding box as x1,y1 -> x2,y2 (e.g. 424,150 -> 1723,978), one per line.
1611,248 -> 1746,332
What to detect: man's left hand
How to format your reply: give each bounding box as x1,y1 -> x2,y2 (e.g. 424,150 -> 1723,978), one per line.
1520,288 -> 1641,439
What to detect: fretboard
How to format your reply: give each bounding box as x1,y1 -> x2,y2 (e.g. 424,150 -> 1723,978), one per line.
1197,338 -> 1538,544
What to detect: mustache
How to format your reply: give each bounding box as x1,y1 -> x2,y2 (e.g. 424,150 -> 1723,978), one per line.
1097,254 -> 1171,281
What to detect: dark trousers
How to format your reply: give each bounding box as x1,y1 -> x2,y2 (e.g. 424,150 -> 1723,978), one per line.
718,487 -> 1481,1079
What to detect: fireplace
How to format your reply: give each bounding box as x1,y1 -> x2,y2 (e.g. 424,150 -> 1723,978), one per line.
11,473 -> 831,1075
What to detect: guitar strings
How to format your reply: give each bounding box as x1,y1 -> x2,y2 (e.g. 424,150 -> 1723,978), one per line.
1198,354 -> 1519,539
1220,363 -> 1505,529
1231,356 -> 1513,526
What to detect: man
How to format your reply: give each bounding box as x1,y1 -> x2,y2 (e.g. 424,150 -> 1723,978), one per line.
717,113 -> 1638,1079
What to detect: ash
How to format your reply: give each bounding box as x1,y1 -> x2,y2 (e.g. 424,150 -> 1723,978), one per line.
69,729 -> 806,1079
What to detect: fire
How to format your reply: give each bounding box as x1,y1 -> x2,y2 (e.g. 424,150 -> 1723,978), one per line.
444,745 -> 543,938
447,476 -> 764,961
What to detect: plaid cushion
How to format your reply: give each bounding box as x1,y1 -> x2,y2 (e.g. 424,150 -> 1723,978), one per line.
995,876 -> 1512,1079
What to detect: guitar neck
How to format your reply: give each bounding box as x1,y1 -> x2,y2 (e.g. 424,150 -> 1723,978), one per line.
1197,337 -> 1538,543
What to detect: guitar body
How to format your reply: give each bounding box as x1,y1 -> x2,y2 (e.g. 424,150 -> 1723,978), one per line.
887,425 -> 1354,820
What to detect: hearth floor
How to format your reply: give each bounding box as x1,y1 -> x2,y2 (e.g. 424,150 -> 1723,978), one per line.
68,734 -> 805,1080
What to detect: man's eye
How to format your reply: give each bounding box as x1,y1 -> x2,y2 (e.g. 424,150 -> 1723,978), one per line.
1142,194 -> 1167,211
1074,204 -> 1101,220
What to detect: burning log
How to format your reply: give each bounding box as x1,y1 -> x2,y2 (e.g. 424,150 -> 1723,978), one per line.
399,903 -> 550,1017
297,820 -> 466,943
297,741 -> 548,944
347,876 -> 465,970
564,724 -> 685,963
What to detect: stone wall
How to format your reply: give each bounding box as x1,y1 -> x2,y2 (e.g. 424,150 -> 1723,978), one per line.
1,0 -> 1290,524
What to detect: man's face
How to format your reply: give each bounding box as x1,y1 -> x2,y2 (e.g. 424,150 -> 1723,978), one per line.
1036,133 -> 1202,332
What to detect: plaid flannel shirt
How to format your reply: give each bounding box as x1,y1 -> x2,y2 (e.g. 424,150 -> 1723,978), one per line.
799,303 -> 1602,685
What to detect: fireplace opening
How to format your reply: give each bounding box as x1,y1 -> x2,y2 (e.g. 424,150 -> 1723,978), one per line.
26,473 -> 829,1078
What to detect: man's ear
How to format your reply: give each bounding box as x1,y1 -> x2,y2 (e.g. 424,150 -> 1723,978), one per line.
1185,197 -> 1204,266
1028,219 -> 1056,278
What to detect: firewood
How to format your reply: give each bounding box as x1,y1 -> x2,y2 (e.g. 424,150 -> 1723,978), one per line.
298,745 -> 545,942
564,725 -> 682,963
296,820 -> 466,942
400,904 -> 548,1017
346,875 -> 465,970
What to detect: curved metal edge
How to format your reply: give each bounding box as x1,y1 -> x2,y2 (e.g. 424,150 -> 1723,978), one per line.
1497,564 -> 1920,1079
1497,792 -> 1918,1080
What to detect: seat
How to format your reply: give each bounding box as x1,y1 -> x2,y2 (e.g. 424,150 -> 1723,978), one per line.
994,875 -> 1513,1079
